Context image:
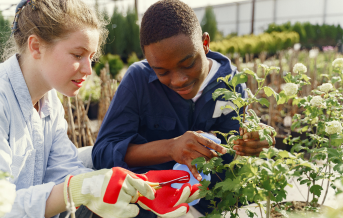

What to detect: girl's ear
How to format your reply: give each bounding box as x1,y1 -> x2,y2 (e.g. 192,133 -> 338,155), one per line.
202,32 -> 210,54
27,35 -> 43,59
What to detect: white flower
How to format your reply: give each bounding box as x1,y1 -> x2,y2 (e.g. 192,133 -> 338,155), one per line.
309,49 -> 319,59
318,83 -> 333,93
332,58 -> 343,70
294,43 -> 301,51
0,180 -> 16,217
282,83 -> 298,96
293,63 -> 307,74
311,117 -> 319,124
325,120 -> 343,135
310,96 -> 323,107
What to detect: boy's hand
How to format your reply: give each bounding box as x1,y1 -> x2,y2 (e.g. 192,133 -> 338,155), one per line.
233,123 -> 276,156
169,131 -> 226,181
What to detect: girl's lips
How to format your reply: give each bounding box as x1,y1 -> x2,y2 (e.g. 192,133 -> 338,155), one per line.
175,82 -> 195,95
72,80 -> 84,88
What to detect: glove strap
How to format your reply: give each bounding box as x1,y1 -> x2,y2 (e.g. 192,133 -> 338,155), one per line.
65,175 -> 74,203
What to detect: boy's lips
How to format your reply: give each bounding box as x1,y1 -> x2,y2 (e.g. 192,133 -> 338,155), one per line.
174,82 -> 195,95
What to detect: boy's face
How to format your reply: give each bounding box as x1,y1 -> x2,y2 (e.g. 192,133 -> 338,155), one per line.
144,33 -> 211,100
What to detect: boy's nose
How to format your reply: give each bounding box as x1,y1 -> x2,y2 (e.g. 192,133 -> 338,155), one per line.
170,71 -> 188,88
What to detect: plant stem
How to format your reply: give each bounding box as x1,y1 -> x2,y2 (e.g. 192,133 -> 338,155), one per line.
321,136 -> 332,205
235,197 -> 239,214
215,173 -> 223,182
266,192 -> 271,218
312,179 -> 315,204
259,203 -> 263,218
321,165 -> 331,206
321,164 -> 328,188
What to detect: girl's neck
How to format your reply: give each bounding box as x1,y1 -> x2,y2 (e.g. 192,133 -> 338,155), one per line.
18,54 -> 50,106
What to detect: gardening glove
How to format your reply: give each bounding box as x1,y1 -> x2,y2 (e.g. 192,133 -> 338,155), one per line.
64,167 -> 155,218
137,170 -> 201,218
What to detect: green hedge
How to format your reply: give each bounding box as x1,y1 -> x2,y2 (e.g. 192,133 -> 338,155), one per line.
93,54 -> 124,78
265,22 -> 343,48
210,31 -> 299,56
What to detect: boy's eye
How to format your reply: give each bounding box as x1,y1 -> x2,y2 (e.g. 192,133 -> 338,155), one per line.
158,71 -> 169,76
185,61 -> 195,69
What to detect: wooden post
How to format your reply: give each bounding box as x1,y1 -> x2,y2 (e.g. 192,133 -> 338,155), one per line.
251,0 -> 256,35
67,97 -> 78,147
75,95 -> 82,147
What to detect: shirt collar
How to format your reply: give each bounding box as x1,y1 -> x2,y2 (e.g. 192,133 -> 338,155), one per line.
39,92 -> 51,119
148,68 -> 159,83
4,54 -> 51,121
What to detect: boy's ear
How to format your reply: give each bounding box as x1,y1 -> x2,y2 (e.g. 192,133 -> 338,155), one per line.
202,32 -> 210,54
27,35 -> 43,59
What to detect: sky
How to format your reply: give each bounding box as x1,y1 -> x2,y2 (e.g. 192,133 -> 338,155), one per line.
0,0 -> 245,19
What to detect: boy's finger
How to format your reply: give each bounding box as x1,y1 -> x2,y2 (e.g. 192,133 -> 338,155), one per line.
186,162 -> 202,181
195,133 -> 226,154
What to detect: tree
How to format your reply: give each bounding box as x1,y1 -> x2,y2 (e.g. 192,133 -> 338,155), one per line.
201,6 -> 217,41
124,7 -> 141,58
0,12 -> 11,58
105,5 -> 126,57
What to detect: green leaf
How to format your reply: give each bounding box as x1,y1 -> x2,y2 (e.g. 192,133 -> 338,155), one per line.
331,76 -> 342,84
228,72 -> 248,88
212,88 -> 235,101
257,98 -> 270,107
278,150 -> 290,158
269,66 -> 281,72
301,126 -> 309,132
331,134 -> 343,147
334,164 -> 343,173
292,97 -> 303,106
284,73 -> 293,83
191,157 -> 206,166
310,185 -> 323,197
300,74 -> 311,82
277,91 -> 288,105
263,87 -> 279,102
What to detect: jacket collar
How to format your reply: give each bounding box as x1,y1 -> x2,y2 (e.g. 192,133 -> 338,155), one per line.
4,55 -> 51,121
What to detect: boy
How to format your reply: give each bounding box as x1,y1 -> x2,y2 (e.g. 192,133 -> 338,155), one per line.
92,0 -> 274,216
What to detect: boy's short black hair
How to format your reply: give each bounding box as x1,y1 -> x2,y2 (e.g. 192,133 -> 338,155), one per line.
140,0 -> 202,53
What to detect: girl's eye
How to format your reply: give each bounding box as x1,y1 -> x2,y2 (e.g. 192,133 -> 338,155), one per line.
74,54 -> 82,60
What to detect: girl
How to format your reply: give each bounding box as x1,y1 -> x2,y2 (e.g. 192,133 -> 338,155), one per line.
0,0 -> 158,217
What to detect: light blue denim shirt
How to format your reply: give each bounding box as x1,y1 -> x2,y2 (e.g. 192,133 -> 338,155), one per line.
0,55 -> 92,217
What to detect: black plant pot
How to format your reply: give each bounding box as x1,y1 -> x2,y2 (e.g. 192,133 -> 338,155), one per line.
87,102 -> 99,120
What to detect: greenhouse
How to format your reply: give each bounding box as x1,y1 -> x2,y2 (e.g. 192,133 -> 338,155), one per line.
1,0 -> 343,218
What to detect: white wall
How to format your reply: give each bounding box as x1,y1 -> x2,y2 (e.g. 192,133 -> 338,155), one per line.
193,0 -> 343,36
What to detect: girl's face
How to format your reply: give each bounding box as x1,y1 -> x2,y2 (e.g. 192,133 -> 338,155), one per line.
40,28 -> 99,97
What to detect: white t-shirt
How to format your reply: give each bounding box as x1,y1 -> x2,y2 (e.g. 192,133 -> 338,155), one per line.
192,58 -> 221,102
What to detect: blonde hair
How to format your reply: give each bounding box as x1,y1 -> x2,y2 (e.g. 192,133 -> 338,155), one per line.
2,0 -> 108,61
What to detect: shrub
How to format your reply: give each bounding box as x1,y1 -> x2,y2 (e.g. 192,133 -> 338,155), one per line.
127,52 -> 139,66
265,22 -> 343,48
93,54 -> 124,78
210,31 -> 299,56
